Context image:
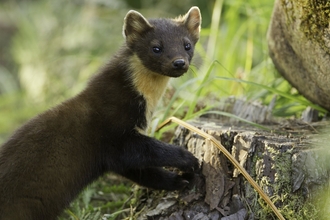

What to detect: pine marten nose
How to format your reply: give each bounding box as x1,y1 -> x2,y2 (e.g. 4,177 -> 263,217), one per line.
172,59 -> 186,69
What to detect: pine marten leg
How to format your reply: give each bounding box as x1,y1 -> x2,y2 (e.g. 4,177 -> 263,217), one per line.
118,167 -> 195,190
112,133 -> 199,172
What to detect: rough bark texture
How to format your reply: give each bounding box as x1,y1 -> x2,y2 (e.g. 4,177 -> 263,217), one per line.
267,0 -> 330,111
133,117 -> 330,219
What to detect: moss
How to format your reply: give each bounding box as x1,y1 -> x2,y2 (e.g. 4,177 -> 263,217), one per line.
282,0 -> 330,53
247,141 -> 323,219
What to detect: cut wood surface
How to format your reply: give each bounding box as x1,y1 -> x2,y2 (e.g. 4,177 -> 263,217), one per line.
134,116 -> 330,219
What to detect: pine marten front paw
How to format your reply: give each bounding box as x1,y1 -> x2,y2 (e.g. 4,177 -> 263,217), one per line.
178,150 -> 200,173
172,172 -> 196,190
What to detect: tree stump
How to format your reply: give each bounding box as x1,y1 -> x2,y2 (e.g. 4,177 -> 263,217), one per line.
134,117 -> 330,219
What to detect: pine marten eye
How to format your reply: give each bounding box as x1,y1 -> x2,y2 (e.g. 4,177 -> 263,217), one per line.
152,46 -> 162,54
184,43 -> 191,51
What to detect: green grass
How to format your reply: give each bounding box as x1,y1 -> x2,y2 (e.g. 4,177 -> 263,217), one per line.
155,0 -> 326,126
0,0 -> 327,219
153,0 -> 326,137
59,175 -> 133,220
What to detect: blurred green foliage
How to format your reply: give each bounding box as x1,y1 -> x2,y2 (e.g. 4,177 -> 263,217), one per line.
0,0 -> 326,218
0,0 -> 323,142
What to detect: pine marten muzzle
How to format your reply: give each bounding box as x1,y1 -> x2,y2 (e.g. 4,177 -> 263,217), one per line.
0,7 -> 201,220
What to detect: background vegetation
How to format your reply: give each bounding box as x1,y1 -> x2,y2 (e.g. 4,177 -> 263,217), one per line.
0,0 -> 327,219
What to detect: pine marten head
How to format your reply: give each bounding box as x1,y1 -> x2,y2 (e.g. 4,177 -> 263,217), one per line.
123,7 -> 201,77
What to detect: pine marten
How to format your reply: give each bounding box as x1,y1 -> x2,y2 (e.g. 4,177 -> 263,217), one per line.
0,6 -> 201,220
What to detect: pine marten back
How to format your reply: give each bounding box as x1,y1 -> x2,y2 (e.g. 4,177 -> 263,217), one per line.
0,7 -> 201,220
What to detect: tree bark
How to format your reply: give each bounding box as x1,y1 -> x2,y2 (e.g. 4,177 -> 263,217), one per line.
134,117 -> 330,219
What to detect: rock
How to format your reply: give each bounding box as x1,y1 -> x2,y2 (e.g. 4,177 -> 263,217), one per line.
268,0 -> 330,111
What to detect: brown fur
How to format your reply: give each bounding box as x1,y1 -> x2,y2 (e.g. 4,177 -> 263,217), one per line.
0,7 -> 201,220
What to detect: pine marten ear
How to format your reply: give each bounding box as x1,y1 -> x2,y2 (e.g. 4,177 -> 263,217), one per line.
123,10 -> 153,45
175,6 -> 202,43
